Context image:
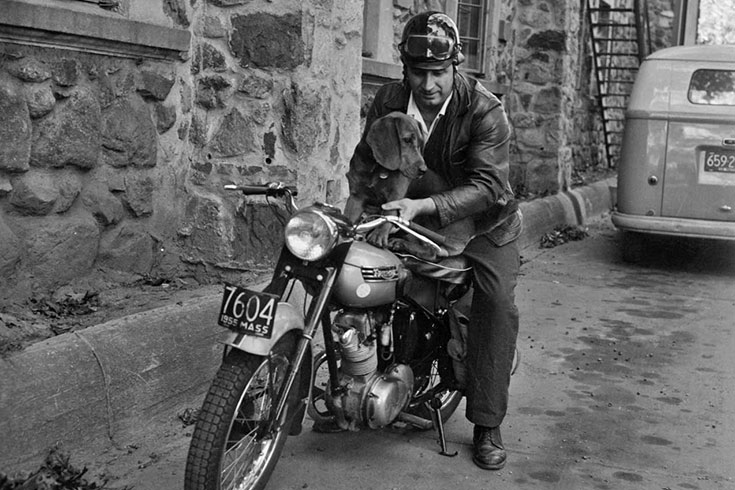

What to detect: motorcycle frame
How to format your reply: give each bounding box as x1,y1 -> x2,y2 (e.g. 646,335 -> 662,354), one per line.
217,224 -> 461,436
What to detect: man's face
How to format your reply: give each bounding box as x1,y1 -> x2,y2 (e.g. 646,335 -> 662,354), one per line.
405,64 -> 454,111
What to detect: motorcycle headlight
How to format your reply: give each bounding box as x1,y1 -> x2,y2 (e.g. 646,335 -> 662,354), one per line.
284,209 -> 338,261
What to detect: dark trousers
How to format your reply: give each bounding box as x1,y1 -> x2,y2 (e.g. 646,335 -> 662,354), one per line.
461,234 -> 520,428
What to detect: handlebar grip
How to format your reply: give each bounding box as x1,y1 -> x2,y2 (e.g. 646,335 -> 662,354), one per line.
407,221 -> 448,246
223,184 -> 298,197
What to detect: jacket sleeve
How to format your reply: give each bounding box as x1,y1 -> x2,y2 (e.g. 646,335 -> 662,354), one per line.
430,100 -> 512,228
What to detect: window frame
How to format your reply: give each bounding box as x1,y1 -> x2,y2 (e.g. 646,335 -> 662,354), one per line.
457,0 -> 487,75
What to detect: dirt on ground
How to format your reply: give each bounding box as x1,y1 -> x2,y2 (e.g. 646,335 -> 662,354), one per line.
0,272 -> 268,357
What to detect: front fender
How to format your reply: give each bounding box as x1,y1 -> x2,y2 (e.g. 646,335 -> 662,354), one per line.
221,301 -> 313,432
222,301 -> 305,356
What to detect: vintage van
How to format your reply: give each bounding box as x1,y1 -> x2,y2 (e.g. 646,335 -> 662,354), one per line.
612,45 -> 735,259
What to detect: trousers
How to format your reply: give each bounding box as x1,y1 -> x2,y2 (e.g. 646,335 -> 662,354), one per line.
461,234 -> 520,428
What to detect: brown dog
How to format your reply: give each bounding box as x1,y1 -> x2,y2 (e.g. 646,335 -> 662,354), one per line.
344,112 -> 475,261
344,112 -> 427,224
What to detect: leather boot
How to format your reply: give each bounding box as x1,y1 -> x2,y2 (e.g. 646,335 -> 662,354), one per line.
472,425 -> 506,470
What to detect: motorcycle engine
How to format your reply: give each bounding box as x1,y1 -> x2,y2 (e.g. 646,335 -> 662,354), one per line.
326,309 -> 414,429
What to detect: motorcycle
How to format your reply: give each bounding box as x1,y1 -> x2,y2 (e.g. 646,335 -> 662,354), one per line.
184,181 -> 517,490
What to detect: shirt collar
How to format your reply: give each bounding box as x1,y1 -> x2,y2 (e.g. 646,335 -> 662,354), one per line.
407,92 -> 453,139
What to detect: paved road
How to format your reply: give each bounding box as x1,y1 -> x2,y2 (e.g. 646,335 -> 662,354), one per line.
93,217 -> 735,489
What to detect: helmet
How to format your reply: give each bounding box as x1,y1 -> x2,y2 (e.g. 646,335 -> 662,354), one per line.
399,11 -> 464,69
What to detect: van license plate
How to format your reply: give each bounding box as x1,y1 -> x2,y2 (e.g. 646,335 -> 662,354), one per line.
218,285 -> 278,338
704,149 -> 735,173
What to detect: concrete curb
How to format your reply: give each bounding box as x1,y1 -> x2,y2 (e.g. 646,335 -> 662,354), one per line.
517,177 -> 617,251
0,294 -> 229,469
0,178 -> 617,470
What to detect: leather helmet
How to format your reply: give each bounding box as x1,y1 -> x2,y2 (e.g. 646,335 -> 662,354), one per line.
399,11 -> 465,69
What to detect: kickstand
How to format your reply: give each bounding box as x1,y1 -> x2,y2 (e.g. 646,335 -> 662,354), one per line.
429,397 -> 458,457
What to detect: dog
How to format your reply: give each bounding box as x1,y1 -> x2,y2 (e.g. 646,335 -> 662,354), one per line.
344,112 -> 427,224
344,111 -> 475,261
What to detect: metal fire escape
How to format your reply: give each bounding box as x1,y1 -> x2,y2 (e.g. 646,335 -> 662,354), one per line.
587,0 -> 652,167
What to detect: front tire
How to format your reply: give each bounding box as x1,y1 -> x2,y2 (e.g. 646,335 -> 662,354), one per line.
185,334 -> 299,490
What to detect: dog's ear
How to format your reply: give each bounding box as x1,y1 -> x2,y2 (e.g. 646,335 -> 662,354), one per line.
400,115 -> 425,152
395,115 -> 426,179
366,116 -> 401,171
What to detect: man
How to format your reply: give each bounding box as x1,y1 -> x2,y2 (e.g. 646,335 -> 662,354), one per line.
348,11 -> 522,470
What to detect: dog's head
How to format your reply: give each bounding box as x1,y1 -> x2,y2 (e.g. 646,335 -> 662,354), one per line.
366,111 -> 427,182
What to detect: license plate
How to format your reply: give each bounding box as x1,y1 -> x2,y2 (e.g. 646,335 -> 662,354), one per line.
703,149 -> 735,173
218,285 -> 279,338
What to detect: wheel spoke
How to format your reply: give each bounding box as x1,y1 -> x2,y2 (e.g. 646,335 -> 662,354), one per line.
221,432 -> 259,487
185,339 -> 300,490
219,355 -> 288,488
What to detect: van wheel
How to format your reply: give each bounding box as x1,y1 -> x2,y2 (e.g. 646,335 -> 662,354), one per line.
621,231 -> 646,264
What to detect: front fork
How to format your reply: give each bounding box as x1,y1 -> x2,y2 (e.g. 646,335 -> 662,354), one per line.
269,266 -> 338,433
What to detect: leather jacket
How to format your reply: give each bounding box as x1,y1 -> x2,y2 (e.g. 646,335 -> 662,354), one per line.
359,71 -> 522,247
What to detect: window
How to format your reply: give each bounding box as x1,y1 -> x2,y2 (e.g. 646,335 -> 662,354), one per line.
457,0 -> 485,72
689,69 -> 735,105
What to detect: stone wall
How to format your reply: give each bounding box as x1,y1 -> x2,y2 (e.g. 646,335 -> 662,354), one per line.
648,0 -> 676,51
486,0 -> 675,196
504,0 -> 600,196
0,0 -> 362,304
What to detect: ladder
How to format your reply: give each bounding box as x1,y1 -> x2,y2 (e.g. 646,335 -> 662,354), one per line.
587,0 -> 651,167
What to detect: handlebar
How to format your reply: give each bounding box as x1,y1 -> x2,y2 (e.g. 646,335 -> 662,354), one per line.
354,215 -> 449,257
405,220 -> 450,248
224,182 -> 298,197
224,182 -> 299,212
225,183 -> 454,257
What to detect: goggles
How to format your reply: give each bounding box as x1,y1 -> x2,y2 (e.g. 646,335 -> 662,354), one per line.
402,34 -> 456,61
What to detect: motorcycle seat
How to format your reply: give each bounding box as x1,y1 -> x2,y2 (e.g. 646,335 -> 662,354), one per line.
396,253 -> 472,285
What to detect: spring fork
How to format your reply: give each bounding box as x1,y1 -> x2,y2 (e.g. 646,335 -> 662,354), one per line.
270,267 -> 337,432
429,397 -> 457,457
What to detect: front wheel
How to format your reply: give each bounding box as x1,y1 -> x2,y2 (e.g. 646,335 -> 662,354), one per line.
185,334 -> 300,490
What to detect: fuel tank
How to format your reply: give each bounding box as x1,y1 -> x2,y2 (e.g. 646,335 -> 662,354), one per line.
333,241 -> 406,307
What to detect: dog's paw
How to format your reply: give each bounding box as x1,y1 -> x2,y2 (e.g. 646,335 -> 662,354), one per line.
366,222 -> 394,248
387,237 -> 439,262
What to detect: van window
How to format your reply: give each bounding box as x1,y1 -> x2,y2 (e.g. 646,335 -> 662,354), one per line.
688,69 -> 735,106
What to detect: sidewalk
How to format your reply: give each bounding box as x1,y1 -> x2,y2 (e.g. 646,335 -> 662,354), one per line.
0,178 -> 617,472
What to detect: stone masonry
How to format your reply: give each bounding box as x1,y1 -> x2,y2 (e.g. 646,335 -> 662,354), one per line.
0,0 -> 362,304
